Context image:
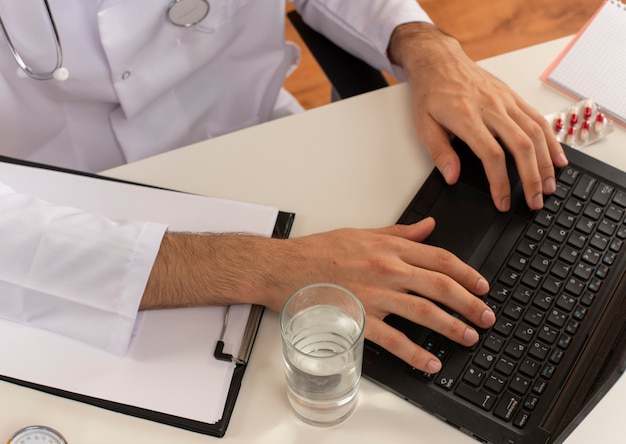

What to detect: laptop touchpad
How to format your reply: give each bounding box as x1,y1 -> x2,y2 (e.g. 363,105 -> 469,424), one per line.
424,181 -> 499,266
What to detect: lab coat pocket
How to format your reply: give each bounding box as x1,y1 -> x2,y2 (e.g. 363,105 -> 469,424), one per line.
97,0 -> 253,119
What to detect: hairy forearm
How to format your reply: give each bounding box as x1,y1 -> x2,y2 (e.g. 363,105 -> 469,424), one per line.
388,21 -> 466,72
139,232 -> 310,312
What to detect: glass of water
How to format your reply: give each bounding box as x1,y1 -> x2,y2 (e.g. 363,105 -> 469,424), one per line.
279,283 -> 366,426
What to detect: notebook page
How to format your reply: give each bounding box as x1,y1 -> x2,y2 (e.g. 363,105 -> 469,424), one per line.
546,0 -> 626,125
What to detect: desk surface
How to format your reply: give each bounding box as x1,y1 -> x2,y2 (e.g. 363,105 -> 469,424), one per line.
4,37 -> 625,443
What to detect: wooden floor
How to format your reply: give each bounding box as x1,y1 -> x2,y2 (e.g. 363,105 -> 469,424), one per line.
284,0 -> 604,110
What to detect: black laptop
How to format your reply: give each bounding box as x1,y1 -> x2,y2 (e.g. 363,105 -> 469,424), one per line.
363,138 -> 626,444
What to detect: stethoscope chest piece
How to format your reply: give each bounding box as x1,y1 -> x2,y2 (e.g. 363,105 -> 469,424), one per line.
167,0 -> 210,27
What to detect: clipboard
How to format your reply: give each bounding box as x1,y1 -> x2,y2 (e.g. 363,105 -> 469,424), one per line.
0,155 -> 295,438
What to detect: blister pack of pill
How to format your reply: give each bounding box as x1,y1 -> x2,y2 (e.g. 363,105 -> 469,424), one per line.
545,99 -> 614,149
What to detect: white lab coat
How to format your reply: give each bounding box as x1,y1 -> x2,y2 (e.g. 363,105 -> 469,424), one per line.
0,0 -> 431,353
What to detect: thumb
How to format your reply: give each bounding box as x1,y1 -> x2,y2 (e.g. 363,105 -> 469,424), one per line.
372,217 -> 437,242
415,112 -> 461,186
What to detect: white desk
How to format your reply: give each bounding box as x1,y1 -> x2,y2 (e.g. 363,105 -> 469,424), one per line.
3,37 -> 625,443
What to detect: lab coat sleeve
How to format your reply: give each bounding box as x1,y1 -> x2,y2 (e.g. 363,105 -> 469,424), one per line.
0,184 -> 167,355
291,0 -> 432,78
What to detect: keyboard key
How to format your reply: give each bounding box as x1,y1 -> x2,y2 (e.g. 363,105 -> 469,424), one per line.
495,357 -> 516,376
485,374 -> 507,394
576,217 -> 596,234
519,358 -> 540,377
510,374 -> 531,395
573,263 -> 593,280
613,190 -> 626,207
513,287 -> 534,304
532,293 -> 554,310
494,319 -> 515,337
456,383 -> 497,411
556,294 -> 577,312
483,334 -> 505,353
532,379 -> 548,395
524,395 -> 539,410
522,270 -> 543,288
598,219 -> 617,236
549,349 -> 564,364
547,309 -> 568,328
508,254 -> 529,272
559,167 -> 580,186
504,340 -> 527,359
514,324 -> 536,343
542,276 -> 564,295
529,341 -> 550,360
592,182 -> 615,205
557,334 -> 572,350
565,198 -> 584,215
538,325 -> 559,344
605,205 -> 624,222
434,348 -> 471,390
463,366 -> 485,386
514,410 -> 531,429
583,203 -> 603,220
531,255 -> 551,273
499,269 -> 521,287
572,174 -> 597,200
535,210 -> 554,227
556,212 -> 576,229
489,285 -> 511,303
541,364 -> 556,379
550,261 -> 571,279
494,392 -> 521,421
523,308 -> 545,326
474,350 -> 496,370
544,196 -> 563,213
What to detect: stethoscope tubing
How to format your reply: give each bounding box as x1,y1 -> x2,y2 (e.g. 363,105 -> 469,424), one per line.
0,0 -> 65,80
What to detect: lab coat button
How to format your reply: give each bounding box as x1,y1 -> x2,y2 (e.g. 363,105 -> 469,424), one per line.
122,71 -> 131,80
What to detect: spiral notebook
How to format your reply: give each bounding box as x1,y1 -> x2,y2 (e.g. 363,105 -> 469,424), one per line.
542,0 -> 626,126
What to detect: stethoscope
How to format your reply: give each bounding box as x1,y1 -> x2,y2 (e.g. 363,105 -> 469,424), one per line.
0,0 -> 210,82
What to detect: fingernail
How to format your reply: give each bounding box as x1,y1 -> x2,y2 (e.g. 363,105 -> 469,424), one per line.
481,309 -> 496,326
426,359 -> 442,374
558,152 -> 569,166
533,193 -> 544,209
499,196 -> 511,212
544,177 -> 556,194
464,328 -> 479,344
476,277 -> 489,294
442,164 -> 453,184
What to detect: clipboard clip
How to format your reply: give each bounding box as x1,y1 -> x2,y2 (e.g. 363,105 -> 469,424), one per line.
214,306 -> 245,365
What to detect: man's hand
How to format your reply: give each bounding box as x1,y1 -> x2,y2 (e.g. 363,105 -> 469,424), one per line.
388,22 -> 569,212
143,218 -> 496,374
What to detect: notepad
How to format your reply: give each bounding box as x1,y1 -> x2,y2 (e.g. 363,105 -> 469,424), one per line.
542,0 -> 626,126
0,159 -> 294,437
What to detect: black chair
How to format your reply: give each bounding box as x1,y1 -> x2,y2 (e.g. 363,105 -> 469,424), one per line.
287,10 -> 389,101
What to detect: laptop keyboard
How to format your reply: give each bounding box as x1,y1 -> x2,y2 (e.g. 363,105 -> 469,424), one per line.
401,165 -> 625,428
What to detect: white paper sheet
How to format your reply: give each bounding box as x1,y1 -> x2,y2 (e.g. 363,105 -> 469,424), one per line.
0,162 -> 280,424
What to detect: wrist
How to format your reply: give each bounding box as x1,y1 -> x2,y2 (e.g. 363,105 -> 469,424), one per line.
388,21 -> 463,69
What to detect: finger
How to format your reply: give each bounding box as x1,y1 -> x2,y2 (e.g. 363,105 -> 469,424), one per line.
492,123 -> 544,210
369,221 -> 491,298
512,95 -> 569,169
412,110 -> 461,185
505,103 -> 558,197
365,316 -> 443,373
369,217 -> 437,244
390,266 -> 494,330
399,241 -> 490,298
515,98 -> 569,170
